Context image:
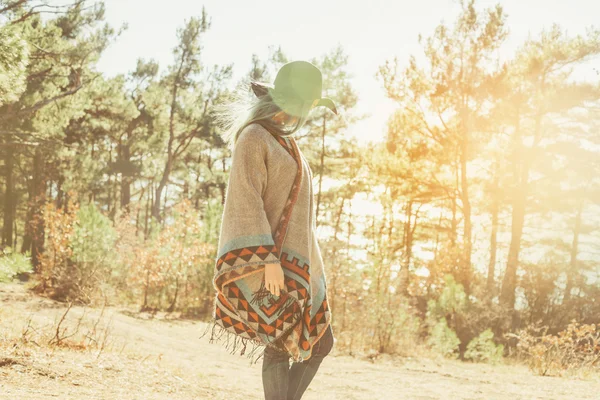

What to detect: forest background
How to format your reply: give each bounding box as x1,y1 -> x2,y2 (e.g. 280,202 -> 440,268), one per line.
1,0 -> 600,379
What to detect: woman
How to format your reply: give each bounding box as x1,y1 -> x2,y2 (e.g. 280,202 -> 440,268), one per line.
202,60 -> 337,400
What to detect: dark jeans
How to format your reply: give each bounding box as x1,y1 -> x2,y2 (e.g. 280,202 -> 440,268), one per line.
262,324 -> 334,400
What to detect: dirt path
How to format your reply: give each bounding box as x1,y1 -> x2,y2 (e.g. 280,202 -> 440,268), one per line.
1,282 -> 599,399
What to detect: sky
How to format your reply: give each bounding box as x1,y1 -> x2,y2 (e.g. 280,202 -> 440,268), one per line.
96,0 -> 600,145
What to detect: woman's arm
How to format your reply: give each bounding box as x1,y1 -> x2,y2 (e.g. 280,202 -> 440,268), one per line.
215,125 -> 283,295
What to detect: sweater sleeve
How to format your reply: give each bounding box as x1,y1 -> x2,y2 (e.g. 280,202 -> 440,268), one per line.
215,125 -> 281,274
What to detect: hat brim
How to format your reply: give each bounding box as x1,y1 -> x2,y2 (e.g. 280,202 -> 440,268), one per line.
314,97 -> 338,115
250,81 -> 274,98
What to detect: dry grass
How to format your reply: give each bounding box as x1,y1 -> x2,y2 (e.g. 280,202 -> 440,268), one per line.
508,322 -> 600,378
0,282 -> 217,400
2,282 -> 600,400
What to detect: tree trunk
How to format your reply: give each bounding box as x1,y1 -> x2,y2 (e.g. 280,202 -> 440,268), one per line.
487,174 -> 500,293
120,141 -> 132,213
56,176 -> 65,209
316,114 -> 327,226
433,212 -> 443,261
328,196 -> 346,318
153,52 -> 185,223
153,161 -> 170,222
89,140 -> 95,203
144,183 -> 152,239
30,147 -> 47,272
460,139 -> 472,294
398,200 -> 413,295
450,154 -> 459,246
500,110 -> 536,310
134,186 -> 145,237
2,146 -> 15,248
167,276 -> 179,313
564,201 -> 583,303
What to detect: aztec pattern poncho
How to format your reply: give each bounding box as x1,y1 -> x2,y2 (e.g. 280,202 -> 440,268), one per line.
200,122 -> 333,364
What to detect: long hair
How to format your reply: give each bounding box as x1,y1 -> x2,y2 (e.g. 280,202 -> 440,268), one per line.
213,81 -> 309,151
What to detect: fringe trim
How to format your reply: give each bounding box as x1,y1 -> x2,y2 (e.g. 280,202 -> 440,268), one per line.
199,317 -> 302,365
199,319 -> 272,365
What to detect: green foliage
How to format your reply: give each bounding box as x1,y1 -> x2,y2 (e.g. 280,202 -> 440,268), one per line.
0,248 -> 33,283
427,274 -> 467,320
0,25 -> 29,105
36,199 -> 118,303
389,302 -> 422,355
465,329 -> 504,364
426,274 -> 465,359
427,317 -> 461,359
71,202 -> 118,274
396,302 -> 421,336
200,197 -> 224,248
371,290 -> 422,355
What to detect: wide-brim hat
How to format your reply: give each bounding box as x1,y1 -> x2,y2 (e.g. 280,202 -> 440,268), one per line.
250,60 -> 338,118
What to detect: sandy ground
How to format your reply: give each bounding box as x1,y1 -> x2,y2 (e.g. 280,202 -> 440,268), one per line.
1,282 -> 599,400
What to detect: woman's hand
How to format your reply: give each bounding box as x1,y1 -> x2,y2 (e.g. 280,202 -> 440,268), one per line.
264,263 -> 285,296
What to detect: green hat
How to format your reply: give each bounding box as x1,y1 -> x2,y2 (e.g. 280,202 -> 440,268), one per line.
251,60 -> 338,118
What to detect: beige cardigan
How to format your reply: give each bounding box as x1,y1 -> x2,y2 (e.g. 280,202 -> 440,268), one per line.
202,122 -> 333,364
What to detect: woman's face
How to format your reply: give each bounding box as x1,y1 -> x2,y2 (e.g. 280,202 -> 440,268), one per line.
272,110 -> 299,127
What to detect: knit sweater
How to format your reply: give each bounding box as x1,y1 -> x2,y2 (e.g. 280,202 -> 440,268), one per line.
201,121 -> 333,364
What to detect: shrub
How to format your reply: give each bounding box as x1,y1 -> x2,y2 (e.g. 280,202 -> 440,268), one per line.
425,274 -> 464,359
36,198 -> 78,298
427,274 -> 467,320
0,247 -> 33,282
71,202 -> 118,272
465,328 -> 504,364
427,317 -> 460,359
36,197 -> 117,304
125,199 -> 215,314
511,321 -> 600,376
373,293 -> 421,356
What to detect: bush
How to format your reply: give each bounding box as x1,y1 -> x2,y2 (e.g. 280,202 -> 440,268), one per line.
465,328 -> 504,364
511,321 -> 600,377
0,247 -> 33,282
374,293 -> 421,356
36,198 -> 117,303
124,200 -> 215,314
427,317 -> 460,359
425,274 -> 463,359
427,274 -> 467,321
71,202 -> 118,271
36,198 -> 78,298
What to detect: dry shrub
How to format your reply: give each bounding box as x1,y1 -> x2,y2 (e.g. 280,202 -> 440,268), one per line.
109,205 -> 142,304
510,321 -> 600,377
374,293 -> 421,356
0,300 -> 120,372
34,196 -> 79,299
124,200 -> 215,314
24,304 -> 116,354
333,285 -> 424,358
33,194 -> 118,304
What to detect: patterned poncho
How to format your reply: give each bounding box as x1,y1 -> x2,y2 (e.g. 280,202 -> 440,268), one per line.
200,121 -> 333,364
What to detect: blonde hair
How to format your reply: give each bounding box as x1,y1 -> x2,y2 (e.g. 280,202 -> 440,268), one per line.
213,81 -> 309,151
